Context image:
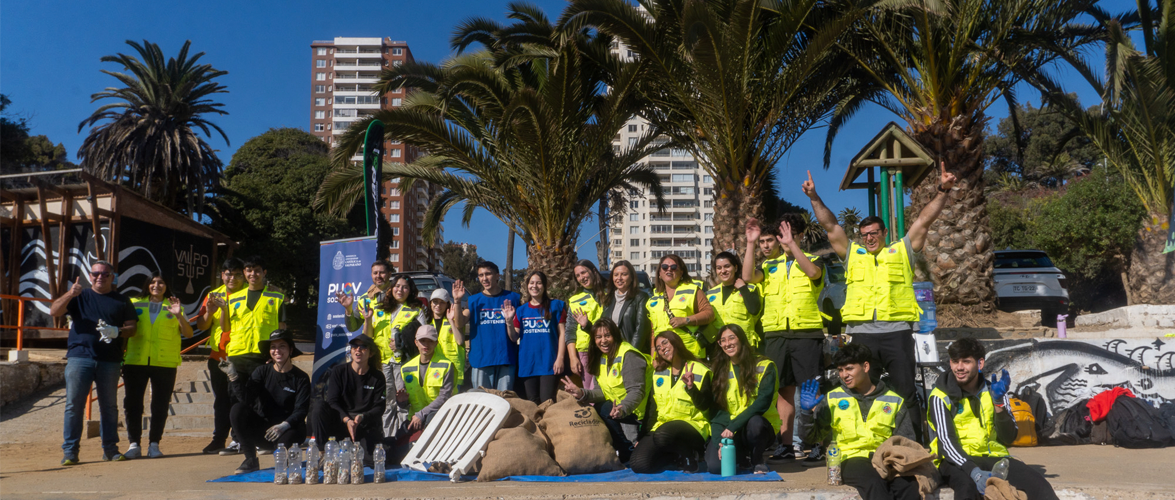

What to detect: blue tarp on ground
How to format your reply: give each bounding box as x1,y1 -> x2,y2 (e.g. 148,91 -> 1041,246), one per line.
209,467 -> 782,483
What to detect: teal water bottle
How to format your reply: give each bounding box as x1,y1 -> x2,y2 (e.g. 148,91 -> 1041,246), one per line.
720,438 -> 737,476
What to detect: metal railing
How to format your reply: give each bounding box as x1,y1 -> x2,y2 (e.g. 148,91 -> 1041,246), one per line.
0,294 -> 68,351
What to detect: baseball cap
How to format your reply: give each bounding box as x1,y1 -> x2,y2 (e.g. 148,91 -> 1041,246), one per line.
430,288 -> 452,303
416,324 -> 438,341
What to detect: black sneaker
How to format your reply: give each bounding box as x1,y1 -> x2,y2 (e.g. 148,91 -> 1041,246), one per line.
801,443 -> 825,467
766,444 -> 796,464
235,457 -> 259,474
202,439 -> 225,455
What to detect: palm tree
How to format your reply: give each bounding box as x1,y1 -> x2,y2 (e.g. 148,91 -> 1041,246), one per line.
77,40 -> 228,217
1038,0 -> 1174,303
315,4 -> 665,295
562,0 -> 880,255
827,0 -> 1100,310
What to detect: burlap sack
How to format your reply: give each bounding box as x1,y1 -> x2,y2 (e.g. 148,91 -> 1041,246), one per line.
534,391 -> 623,474
477,426 -> 565,481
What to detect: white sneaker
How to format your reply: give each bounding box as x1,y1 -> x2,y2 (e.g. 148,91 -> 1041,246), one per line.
123,443 -> 142,459
147,442 -> 163,458
219,441 -> 240,456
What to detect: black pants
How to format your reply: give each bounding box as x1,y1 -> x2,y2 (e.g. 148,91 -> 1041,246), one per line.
597,401 -> 640,462
940,456 -> 1058,500
228,354 -> 266,394
842,456 -> 921,500
704,415 -> 774,474
518,375 -> 558,405
630,420 -> 705,474
229,402 -> 306,459
308,401 -> 384,458
851,330 -> 923,440
206,358 -> 234,444
122,364 -> 178,445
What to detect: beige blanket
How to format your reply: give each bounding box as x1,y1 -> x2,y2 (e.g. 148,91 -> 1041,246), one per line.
871,436 -> 941,500
985,477 -> 1027,500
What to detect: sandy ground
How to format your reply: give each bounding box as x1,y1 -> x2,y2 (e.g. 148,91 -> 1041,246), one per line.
3,382 -> 1174,499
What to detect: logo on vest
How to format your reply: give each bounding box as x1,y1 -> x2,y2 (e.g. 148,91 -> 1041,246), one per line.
433,371 -> 441,379
708,295 -> 717,302
404,375 -> 414,383
268,299 -> 275,305
883,404 -> 893,414
678,296 -> 686,302
377,311 -> 384,317
837,400 -> 850,410
956,405 -> 965,415
650,301 -> 659,308
889,248 -> 897,254
579,300 -> 587,306
856,248 -> 867,254
656,378 -> 664,387
166,313 -> 174,319
611,368 -> 618,377
136,308 -> 143,315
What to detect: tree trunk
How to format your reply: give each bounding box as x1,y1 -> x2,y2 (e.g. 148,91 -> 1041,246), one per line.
505,228 -> 515,291
711,174 -> 768,280
907,112 -> 996,311
528,239 -> 579,300
596,197 -> 610,270
1127,214 -> 1175,304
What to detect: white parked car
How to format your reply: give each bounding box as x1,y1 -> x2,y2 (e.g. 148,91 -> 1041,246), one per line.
993,250 -> 1070,324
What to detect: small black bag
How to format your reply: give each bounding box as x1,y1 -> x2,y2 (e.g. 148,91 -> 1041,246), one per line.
1106,397 -> 1173,449
1041,400 -> 1091,446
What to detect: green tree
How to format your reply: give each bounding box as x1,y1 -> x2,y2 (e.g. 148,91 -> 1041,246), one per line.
984,101 -> 1101,190
439,241 -> 483,294
828,0 -> 1100,310
212,128 -> 364,333
77,40 -> 229,217
0,95 -> 75,175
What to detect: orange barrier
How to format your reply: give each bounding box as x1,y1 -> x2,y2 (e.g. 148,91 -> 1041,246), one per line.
0,294 -> 70,352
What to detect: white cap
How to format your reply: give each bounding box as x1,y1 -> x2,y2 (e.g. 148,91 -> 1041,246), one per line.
430,288 -> 453,303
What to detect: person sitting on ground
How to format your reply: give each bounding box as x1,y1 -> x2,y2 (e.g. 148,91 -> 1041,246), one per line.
630,330 -> 713,473
309,334 -> 387,460
797,344 -> 919,500
226,329 -> 311,474
929,338 -> 1058,500
394,324 -> 454,441
706,325 -> 779,475
561,318 -> 652,463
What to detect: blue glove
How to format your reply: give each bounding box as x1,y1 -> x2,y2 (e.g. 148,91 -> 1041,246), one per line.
798,378 -> 824,412
970,466 -> 992,495
989,369 -> 1010,401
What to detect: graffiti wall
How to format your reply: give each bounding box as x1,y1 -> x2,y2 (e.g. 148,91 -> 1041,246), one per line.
13,223 -> 107,327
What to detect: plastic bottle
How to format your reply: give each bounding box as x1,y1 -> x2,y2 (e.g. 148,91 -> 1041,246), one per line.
323,437 -> 337,484
351,442 -> 366,484
338,443 -> 352,484
913,282 -> 937,333
288,443 -> 304,484
719,438 -> 737,477
274,444 -> 288,485
306,438 -> 320,484
826,443 -> 842,486
1057,314 -> 1068,338
373,443 -> 387,483
991,458 -> 1010,481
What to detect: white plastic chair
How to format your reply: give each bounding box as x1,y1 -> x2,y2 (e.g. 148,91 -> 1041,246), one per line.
400,392 -> 512,482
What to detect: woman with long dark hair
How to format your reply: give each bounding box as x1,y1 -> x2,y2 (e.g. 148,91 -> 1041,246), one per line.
599,260 -> 651,352
504,270 -> 566,405
122,273 -> 192,459
706,325 -> 779,474
705,252 -> 763,349
561,318 -> 651,463
566,260 -> 605,388
646,254 -> 714,358
629,330 -> 713,473
359,273 -> 425,439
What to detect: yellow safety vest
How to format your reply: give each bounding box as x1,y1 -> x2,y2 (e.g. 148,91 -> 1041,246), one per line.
760,253 -> 826,331
432,318 -> 465,389
568,291 -> 603,352
596,341 -> 653,419
206,285 -> 229,356
401,354 -> 452,418
927,387 -> 1010,467
828,387 -> 904,460
652,360 -> 712,440
722,358 -> 782,434
705,284 -> 762,348
647,283 -> 707,359
226,286 -> 284,357
842,241 -> 920,322
125,299 -> 183,368
364,299 -> 421,365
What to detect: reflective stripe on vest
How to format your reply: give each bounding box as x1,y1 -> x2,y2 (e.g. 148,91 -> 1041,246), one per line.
927,387 -> 1010,467
125,299 -> 184,368
646,283 -> 706,358
401,355 -> 452,417
828,388 -> 904,460
569,291 -> 603,352
723,359 -> 781,433
651,360 -> 712,440
706,285 -> 762,348
433,319 -> 464,388
226,286 -> 284,357
596,341 -> 653,420
842,242 -> 920,322
207,285 -> 228,354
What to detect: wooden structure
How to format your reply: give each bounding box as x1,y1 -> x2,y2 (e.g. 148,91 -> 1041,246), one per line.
840,122 -> 936,243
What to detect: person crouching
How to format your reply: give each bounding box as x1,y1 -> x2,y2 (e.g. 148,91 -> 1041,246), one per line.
309,334 -> 387,461
394,325 -> 454,443
227,329 -> 310,474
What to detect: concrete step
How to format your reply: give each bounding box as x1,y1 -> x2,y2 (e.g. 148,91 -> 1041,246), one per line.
173,380 -> 214,394
164,415 -> 215,430
168,402 -> 213,416
172,391 -> 216,404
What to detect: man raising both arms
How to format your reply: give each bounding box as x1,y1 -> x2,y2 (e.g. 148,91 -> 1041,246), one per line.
803,162 -> 956,432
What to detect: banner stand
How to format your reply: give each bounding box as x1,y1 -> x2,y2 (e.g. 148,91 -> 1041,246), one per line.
313,235 -> 377,385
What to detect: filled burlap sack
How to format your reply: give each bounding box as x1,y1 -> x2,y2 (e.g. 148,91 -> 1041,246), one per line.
477,426 -> 565,481
534,390 -> 623,474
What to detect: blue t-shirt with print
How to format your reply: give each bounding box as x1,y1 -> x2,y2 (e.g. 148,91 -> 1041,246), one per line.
513,300 -> 567,378
467,289 -> 522,368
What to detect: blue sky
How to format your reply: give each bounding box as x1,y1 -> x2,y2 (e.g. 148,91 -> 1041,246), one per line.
1,0 -> 1130,268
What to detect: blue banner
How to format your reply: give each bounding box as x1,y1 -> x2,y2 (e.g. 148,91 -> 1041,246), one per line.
313,236 -> 377,385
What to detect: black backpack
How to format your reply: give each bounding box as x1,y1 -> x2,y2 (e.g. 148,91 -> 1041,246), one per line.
1160,403 -> 1175,433
1106,397 -> 1173,449
1041,400 -> 1091,446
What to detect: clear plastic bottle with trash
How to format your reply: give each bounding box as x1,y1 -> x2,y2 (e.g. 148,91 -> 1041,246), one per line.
323,437 -> 338,484
306,437 -> 320,484
288,443 -> 304,484
337,442 -> 352,484
274,443 -> 288,485
373,443 -> 387,483
351,442 -> 365,484
826,442 -> 842,486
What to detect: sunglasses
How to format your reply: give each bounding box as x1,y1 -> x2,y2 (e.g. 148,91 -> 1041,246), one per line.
90,271 -> 112,277
350,344 -> 370,351
660,264 -> 678,271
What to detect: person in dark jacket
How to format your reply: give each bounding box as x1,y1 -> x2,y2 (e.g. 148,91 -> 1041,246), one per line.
928,338 -> 1057,500
597,260 -> 651,351
227,329 -> 311,474
309,334 -> 387,459
706,325 -> 778,475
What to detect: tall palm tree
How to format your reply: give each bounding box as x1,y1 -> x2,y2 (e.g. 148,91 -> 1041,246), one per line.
315,3 -> 665,295
77,40 -> 229,217
827,0 -> 1100,309
1038,0 -> 1174,303
562,0 -> 880,254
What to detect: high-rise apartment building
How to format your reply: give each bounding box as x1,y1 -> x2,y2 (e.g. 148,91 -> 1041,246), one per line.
310,37 -> 442,272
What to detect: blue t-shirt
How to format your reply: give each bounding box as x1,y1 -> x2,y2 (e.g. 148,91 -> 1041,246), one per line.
467,289 -> 522,368
66,288 -> 138,362
512,300 -> 567,378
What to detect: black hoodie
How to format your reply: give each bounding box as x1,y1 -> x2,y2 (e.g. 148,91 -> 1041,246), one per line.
927,371 -> 1017,472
